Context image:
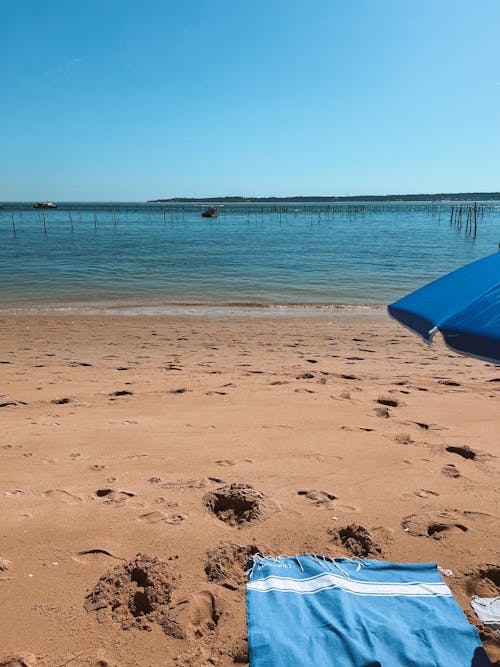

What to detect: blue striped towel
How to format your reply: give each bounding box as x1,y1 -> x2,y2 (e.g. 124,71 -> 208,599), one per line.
246,556 -> 491,666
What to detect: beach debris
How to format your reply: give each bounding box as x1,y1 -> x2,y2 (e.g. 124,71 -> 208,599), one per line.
330,524 -> 383,558
470,596 -> 500,636
109,390 -> 133,397
205,542 -> 261,590
50,396 -> 75,405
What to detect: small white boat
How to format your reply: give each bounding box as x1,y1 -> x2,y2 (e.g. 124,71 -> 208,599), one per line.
33,202 -> 57,209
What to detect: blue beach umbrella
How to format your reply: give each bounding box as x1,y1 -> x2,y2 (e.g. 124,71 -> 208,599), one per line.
388,252 -> 500,364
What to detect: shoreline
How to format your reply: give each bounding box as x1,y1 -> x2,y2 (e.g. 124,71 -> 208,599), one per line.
0,302 -> 387,317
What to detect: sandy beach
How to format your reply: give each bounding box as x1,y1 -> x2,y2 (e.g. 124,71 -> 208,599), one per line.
0,312 -> 498,666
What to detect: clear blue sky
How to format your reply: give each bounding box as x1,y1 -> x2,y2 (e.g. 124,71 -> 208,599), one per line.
1,0 -> 499,201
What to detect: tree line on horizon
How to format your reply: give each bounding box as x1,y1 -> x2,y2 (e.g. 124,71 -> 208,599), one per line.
149,192 -> 500,203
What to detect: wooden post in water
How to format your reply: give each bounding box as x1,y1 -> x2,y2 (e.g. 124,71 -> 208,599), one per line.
11,209 -> 16,236
69,210 -> 74,232
41,209 -> 47,234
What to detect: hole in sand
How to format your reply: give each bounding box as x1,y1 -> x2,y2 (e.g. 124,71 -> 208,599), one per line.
203,484 -> 270,527
376,397 -> 400,407
331,524 -> 383,558
131,590 -> 152,617
205,542 -> 261,590
130,567 -> 150,588
446,445 -> 476,460
464,565 -> 500,599
85,554 -> 176,633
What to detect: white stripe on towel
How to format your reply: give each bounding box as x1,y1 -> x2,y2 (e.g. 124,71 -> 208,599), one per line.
248,572 -> 452,597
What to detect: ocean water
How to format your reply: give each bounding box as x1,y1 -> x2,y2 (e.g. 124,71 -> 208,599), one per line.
0,202 -> 498,314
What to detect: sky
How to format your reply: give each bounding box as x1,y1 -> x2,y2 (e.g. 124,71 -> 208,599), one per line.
1,0 -> 499,201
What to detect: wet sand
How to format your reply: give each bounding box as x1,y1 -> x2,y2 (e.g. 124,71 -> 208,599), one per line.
0,313 -> 499,666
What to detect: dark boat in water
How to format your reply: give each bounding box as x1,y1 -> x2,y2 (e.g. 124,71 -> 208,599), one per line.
33,202 -> 57,209
201,207 -> 218,218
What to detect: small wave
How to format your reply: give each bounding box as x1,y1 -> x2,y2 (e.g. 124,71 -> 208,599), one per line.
0,301 -> 386,317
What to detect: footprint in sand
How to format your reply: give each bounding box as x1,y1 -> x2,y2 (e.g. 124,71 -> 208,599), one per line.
4,489 -> 24,497
0,557 -> 12,572
166,590 -> 220,640
137,511 -> 188,525
441,464 -> 461,478
414,489 -> 440,498
94,488 -> 135,505
374,407 -> 390,418
43,489 -> 82,504
394,433 -> 414,445
215,459 -> 253,467
297,489 -> 337,508
161,478 -> 208,490
402,510 -> 469,539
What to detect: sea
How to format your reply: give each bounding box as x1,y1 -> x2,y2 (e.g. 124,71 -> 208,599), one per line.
0,202 -> 498,315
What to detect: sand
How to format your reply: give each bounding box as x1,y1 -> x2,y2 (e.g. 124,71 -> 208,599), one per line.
0,312 -> 498,666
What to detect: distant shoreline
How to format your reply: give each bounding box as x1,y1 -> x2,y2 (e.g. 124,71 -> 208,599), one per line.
148,192 -> 500,203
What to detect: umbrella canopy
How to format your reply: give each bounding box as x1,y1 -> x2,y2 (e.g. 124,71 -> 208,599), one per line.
388,252 -> 500,364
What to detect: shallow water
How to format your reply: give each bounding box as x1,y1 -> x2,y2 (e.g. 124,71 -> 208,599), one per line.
0,202 -> 498,313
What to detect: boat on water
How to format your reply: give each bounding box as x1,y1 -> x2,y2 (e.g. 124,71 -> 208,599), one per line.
33,202 -> 57,209
201,207 -> 218,218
